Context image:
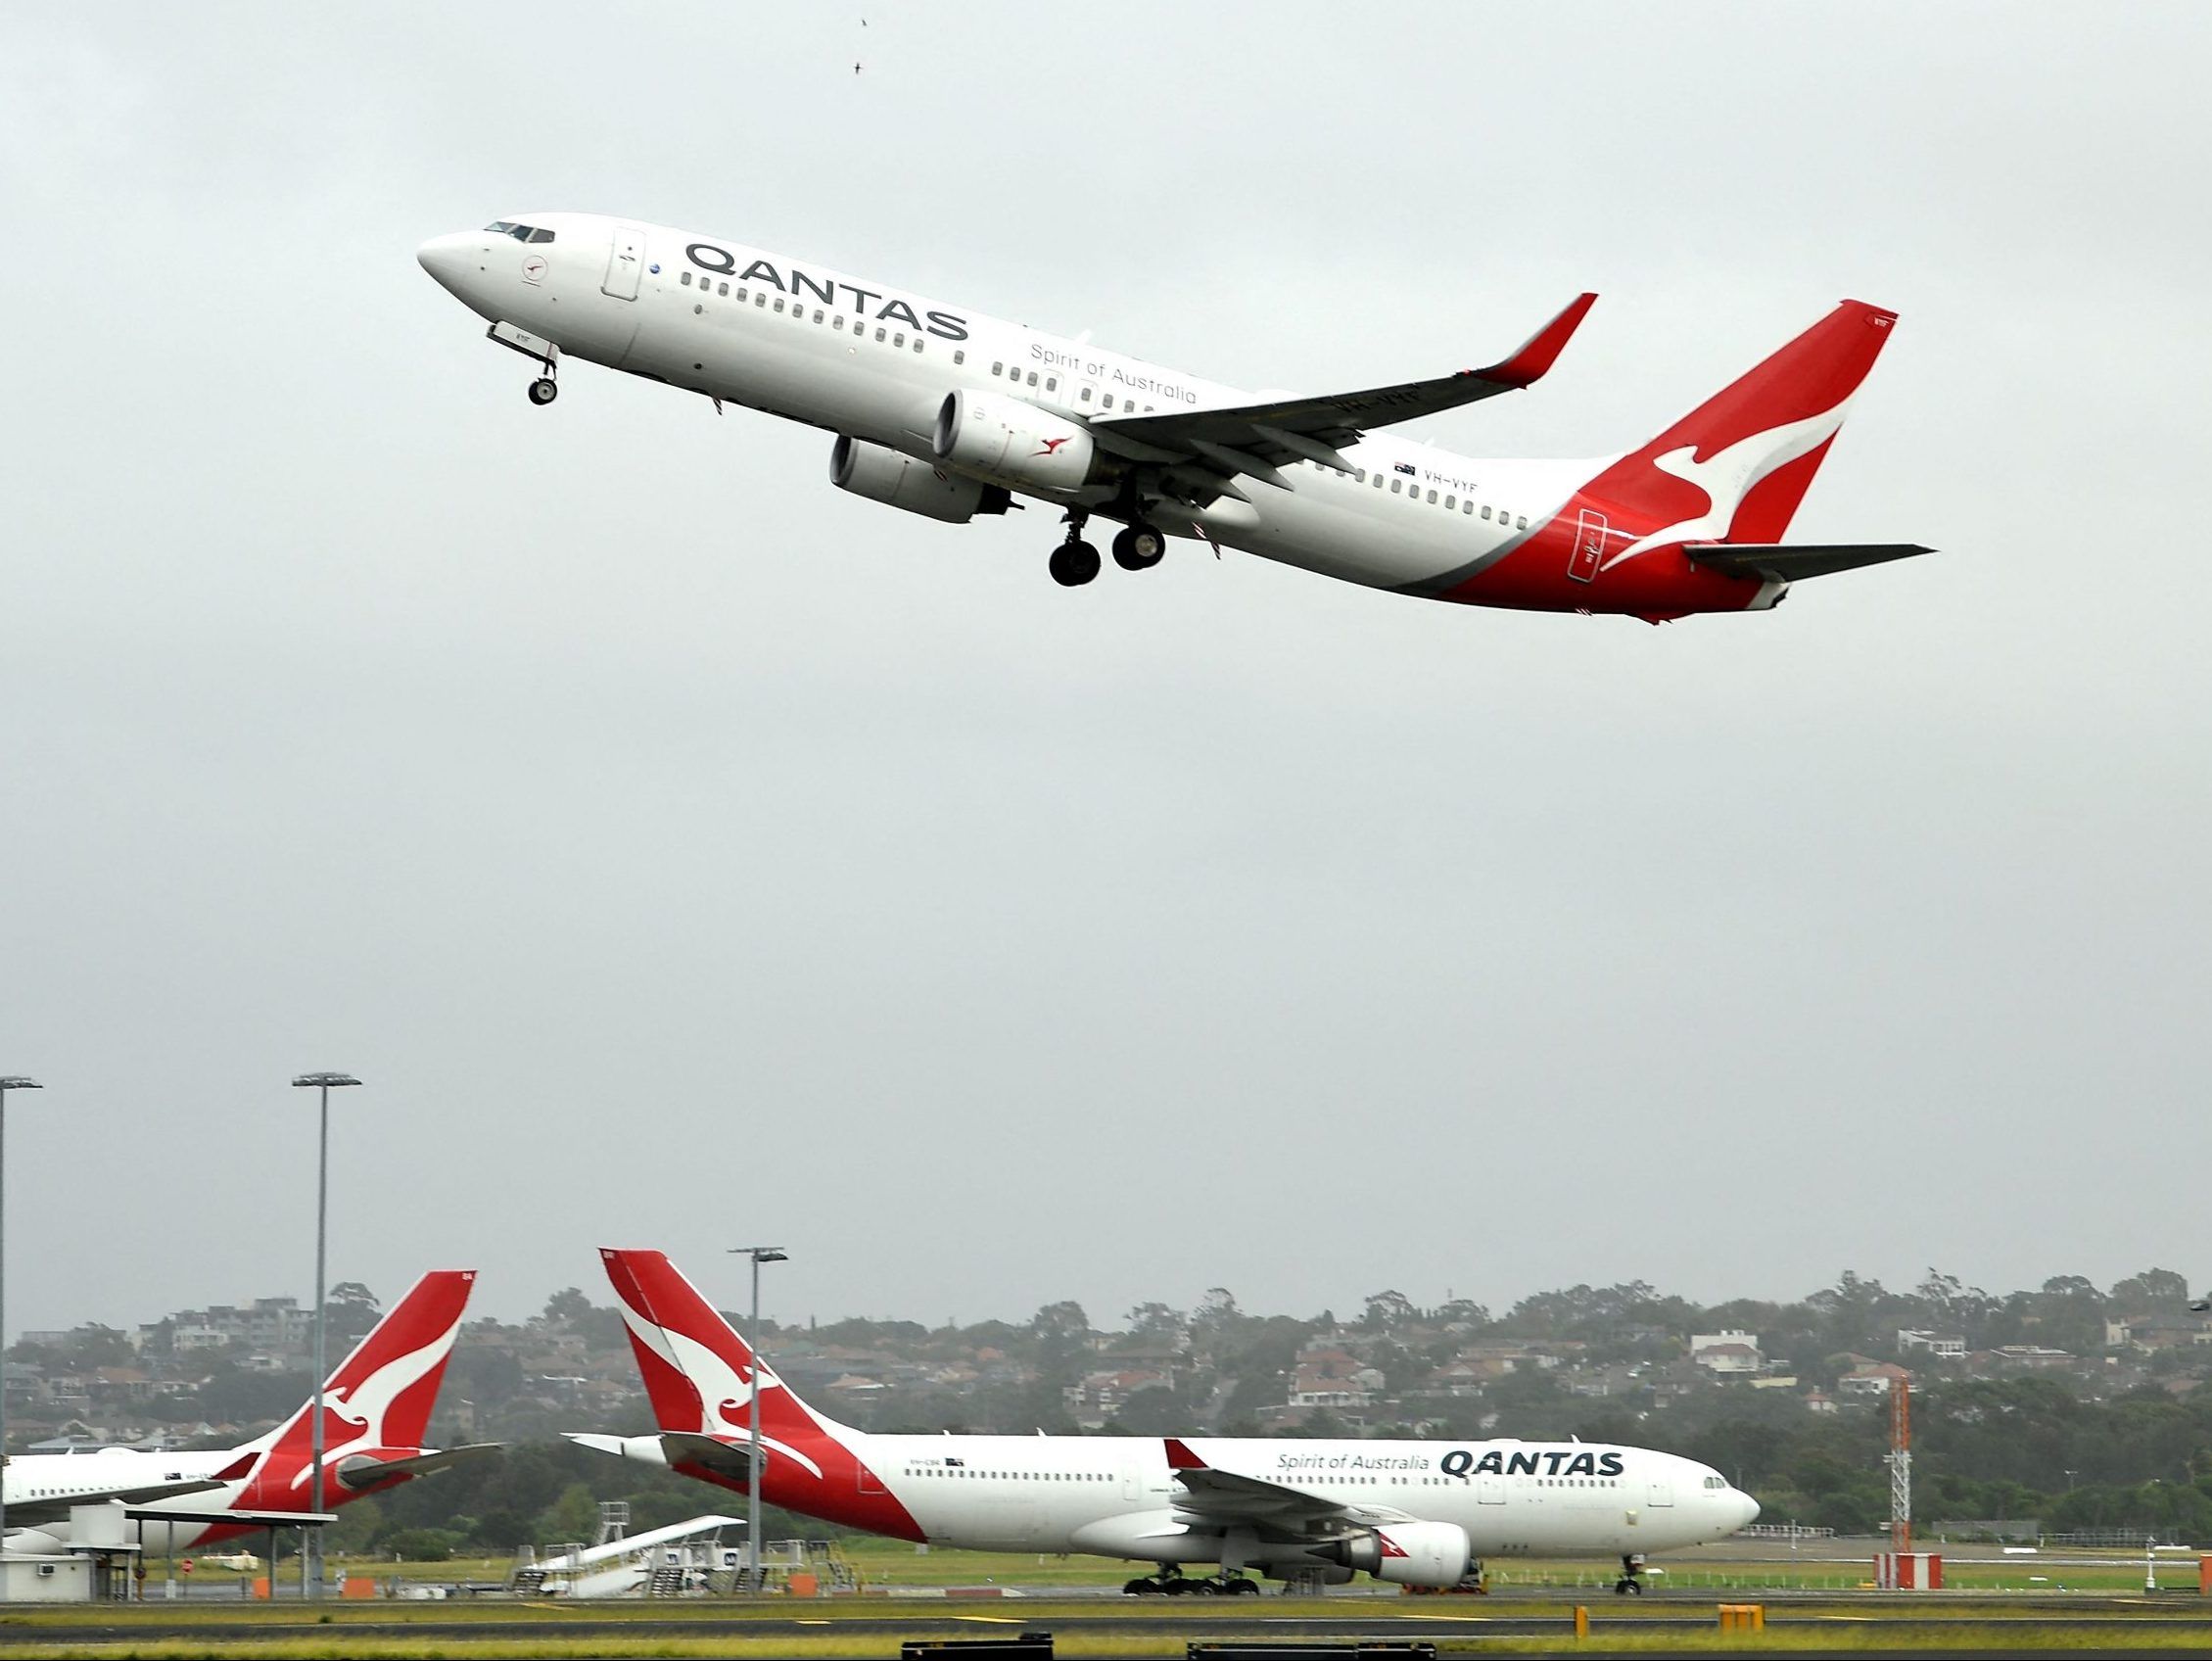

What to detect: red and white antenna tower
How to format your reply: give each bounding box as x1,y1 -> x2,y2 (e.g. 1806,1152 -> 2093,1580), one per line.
1886,1371 -> 1912,1551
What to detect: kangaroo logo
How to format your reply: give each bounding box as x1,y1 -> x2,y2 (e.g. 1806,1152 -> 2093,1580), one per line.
1600,397 -> 1853,574
1033,437 -> 1071,459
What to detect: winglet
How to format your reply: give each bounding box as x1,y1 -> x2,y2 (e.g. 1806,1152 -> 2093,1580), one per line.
1478,292 -> 1598,389
1163,1437 -> 1206,1471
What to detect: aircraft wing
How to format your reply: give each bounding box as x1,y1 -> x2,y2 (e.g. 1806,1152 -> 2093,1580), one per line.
333,1444 -> 502,1493
1685,543 -> 1933,582
1162,1440 -> 1413,1540
7,1452 -> 258,1528
1090,294 -> 1596,493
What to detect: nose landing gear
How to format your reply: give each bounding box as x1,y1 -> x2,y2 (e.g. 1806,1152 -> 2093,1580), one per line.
1613,1552 -> 1647,1595
528,376 -> 559,405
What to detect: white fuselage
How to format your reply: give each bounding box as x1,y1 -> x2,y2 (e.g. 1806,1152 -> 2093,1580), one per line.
416,214 -> 1604,600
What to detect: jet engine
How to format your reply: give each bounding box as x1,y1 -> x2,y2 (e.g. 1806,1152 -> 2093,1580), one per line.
2,1529 -> 69,1556
932,390 -> 1101,492
1330,1521 -> 1474,1589
830,435 -> 1008,524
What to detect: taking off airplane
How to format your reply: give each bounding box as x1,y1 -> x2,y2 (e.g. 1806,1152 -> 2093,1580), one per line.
418,214 -> 1926,622
2,1271 -> 494,1555
570,1251 -> 1757,1595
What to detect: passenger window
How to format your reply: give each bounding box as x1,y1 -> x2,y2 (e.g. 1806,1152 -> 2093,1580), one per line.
1145,403 -> 1154,411
1046,376 -> 1057,392
737,287 -> 748,302
914,338 -> 924,353
991,362 -> 1003,375
1463,499 -> 1474,514
1028,371 -> 1039,386
953,350 -> 965,364
815,309 -> 824,323
1427,489 -> 1437,503
834,315 -> 845,330
894,332 -> 906,347
1080,387 -> 1092,402
681,270 -> 693,286
1102,395 -> 1114,409
1516,515 -> 1528,529
1481,505 -> 1491,520
1390,478 -> 1402,494
1444,495 -> 1455,510
1373,474 -> 1384,488
774,298 -> 785,312
718,282 -> 729,297
754,293 -> 765,307
875,327 -> 886,342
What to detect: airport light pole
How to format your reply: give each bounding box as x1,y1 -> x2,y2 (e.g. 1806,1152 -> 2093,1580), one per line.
0,1077 -> 39,1560
292,1072 -> 359,1599
728,1246 -> 786,1590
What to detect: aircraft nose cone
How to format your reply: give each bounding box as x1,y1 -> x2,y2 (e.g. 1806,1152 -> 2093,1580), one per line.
415,232 -> 477,295
1734,1489 -> 1761,1529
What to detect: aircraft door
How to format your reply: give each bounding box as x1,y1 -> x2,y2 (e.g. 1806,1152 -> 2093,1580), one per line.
1477,1475 -> 1505,1504
1568,509 -> 1607,583
1647,1477 -> 1674,1508
602,224 -> 646,301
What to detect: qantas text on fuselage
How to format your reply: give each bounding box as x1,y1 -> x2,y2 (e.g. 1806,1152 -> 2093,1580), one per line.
419,214 -> 1928,619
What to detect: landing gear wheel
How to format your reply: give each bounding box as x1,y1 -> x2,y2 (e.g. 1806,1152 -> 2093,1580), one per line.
1111,522 -> 1166,571
528,376 -> 558,405
1223,1577 -> 1260,1595
1049,540 -> 1101,587
1122,1577 -> 1163,1595
1615,1553 -> 1647,1595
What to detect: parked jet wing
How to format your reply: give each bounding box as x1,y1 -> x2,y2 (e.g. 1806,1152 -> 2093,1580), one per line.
8,1452 -> 257,1528
124,1506 -> 338,1528
1162,1439 -> 1413,1538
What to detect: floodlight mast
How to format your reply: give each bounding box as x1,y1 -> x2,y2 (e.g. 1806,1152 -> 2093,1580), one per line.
0,1077 -> 41,1558
292,1072 -> 360,1599
729,1246 -> 787,1590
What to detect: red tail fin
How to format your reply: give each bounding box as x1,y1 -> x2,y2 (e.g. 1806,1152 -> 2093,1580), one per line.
259,1270 -> 477,1475
1584,301 -> 1899,551
600,1249 -> 830,1442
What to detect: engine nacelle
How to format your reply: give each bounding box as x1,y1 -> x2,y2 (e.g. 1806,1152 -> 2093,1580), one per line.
2,1529 -> 69,1556
1334,1521 -> 1474,1590
932,389 -> 1100,492
830,435 -> 1005,524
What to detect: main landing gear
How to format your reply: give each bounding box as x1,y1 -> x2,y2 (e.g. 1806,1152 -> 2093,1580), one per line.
1613,1552 -> 1648,1596
1047,508 -> 1166,587
528,375 -> 558,405
1119,1565 -> 1259,1596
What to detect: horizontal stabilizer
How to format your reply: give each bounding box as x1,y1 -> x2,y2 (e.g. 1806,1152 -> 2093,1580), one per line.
334,1444 -> 502,1492
660,1431 -> 761,1484
1686,543 -> 1933,582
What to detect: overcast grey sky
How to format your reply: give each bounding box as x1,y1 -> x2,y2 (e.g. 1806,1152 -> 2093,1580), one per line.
4,3 -> 2207,1341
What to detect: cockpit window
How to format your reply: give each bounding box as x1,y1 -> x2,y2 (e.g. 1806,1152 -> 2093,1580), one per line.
485,221 -> 514,233
527,227 -> 555,244
482,221 -> 542,242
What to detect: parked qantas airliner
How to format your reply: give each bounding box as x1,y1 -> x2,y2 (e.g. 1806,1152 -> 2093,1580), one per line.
570,1252 -> 1755,1595
1,1271 -> 496,1556
417,215 -> 1927,622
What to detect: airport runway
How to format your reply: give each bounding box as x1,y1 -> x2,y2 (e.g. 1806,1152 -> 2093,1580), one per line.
4,1598 -> 2212,1658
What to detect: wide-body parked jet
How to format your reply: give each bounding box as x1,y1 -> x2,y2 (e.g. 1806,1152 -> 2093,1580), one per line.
2,1271 -> 495,1555
418,214 -> 1925,622
570,1252 -> 1756,1595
